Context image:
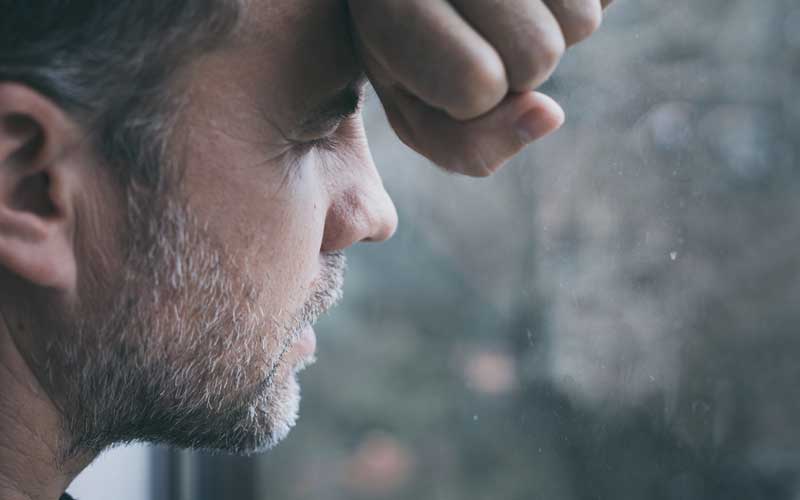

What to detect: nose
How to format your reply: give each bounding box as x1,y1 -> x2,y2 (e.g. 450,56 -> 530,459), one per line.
320,166 -> 398,252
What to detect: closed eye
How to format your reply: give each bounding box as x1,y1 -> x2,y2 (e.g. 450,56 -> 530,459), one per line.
292,103 -> 363,155
292,76 -> 367,144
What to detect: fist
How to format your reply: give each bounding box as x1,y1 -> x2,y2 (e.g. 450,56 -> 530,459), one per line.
348,0 -> 612,176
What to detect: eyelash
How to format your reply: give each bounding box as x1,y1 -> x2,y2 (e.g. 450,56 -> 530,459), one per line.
282,125 -> 344,179
302,134 -> 339,153
292,113 -> 357,156
300,92 -> 365,154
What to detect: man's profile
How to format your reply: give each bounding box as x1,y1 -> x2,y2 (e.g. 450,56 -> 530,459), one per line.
0,1 -> 609,498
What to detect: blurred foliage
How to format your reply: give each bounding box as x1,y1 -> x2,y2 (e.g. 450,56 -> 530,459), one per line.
250,1 -> 800,498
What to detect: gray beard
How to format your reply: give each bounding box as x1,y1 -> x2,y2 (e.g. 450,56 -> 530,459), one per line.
40,195 -> 345,458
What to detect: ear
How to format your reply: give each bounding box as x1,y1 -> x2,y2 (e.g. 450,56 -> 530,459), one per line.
0,83 -> 85,291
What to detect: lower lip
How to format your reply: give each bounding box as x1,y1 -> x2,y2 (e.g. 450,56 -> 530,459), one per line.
292,324 -> 317,359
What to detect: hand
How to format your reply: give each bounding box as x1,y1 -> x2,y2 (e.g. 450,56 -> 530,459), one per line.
348,0 -> 612,176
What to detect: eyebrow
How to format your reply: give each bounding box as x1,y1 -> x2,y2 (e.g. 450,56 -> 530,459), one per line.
292,75 -> 368,138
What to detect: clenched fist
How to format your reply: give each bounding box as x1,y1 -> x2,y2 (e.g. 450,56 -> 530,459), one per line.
348,0 -> 612,176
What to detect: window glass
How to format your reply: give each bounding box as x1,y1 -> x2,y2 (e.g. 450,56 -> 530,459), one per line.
219,1 -> 797,498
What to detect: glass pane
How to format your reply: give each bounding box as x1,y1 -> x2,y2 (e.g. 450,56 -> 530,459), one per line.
247,1 -> 800,499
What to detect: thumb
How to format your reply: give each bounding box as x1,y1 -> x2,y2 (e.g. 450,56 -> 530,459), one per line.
378,86 -> 565,177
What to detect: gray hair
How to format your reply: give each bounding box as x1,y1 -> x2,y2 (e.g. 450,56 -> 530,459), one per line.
0,0 -> 241,189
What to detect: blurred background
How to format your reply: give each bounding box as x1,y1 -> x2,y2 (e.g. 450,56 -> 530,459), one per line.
69,0 -> 800,498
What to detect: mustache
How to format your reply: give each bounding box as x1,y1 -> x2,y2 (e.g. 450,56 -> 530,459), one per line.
297,250 -> 347,328
263,251 -> 347,388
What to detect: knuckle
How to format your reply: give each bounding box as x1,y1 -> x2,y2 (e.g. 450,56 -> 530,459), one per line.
565,3 -> 603,44
536,33 -> 566,73
510,33 -> 565,90
446,56 -> 508,120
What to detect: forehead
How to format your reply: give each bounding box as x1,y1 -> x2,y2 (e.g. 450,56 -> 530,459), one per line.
225,0 -> 362,123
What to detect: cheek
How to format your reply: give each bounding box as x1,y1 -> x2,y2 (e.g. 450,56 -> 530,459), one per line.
184,152 -> 329,321
179,83 -> 332,321
245,186 -> 329,312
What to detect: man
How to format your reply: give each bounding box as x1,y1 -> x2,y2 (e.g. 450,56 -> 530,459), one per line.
0,0 -> 610,498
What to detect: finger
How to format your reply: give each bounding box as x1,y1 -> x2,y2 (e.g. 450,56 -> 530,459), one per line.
348,0 -> 508,121
449,0 -> 566,92
544,0 -> 604,46
379,86 -> 565,177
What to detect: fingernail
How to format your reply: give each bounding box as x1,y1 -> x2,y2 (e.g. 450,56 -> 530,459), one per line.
515,108 -> 562,144
515,110 -> 547,143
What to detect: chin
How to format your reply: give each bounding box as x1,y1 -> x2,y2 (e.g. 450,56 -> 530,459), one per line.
155,362 -> 304,456
224,366 -> 305,455
250,372 -> 303,453
241,341 -> 318,453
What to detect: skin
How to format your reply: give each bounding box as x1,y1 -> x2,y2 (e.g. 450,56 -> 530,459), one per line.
349,0 -> 612,175
0,0 -> 609,498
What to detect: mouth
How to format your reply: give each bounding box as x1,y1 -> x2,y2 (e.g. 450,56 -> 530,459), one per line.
281,324 -> 317,376
291,323 -> 317,362
283,251 -> 346,370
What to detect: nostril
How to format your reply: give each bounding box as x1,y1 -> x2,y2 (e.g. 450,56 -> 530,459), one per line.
359,183 -> 398,244
366,199 -> 398,243
321,186 -> 398,251
321,189 -> 365,252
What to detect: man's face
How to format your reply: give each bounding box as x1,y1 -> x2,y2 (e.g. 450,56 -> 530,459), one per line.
43,0 -> 397,454
179,0 -> 399,343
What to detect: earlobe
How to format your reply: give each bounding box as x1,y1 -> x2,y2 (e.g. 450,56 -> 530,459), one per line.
0,212 -> 76,290
0,84 -> 81,291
